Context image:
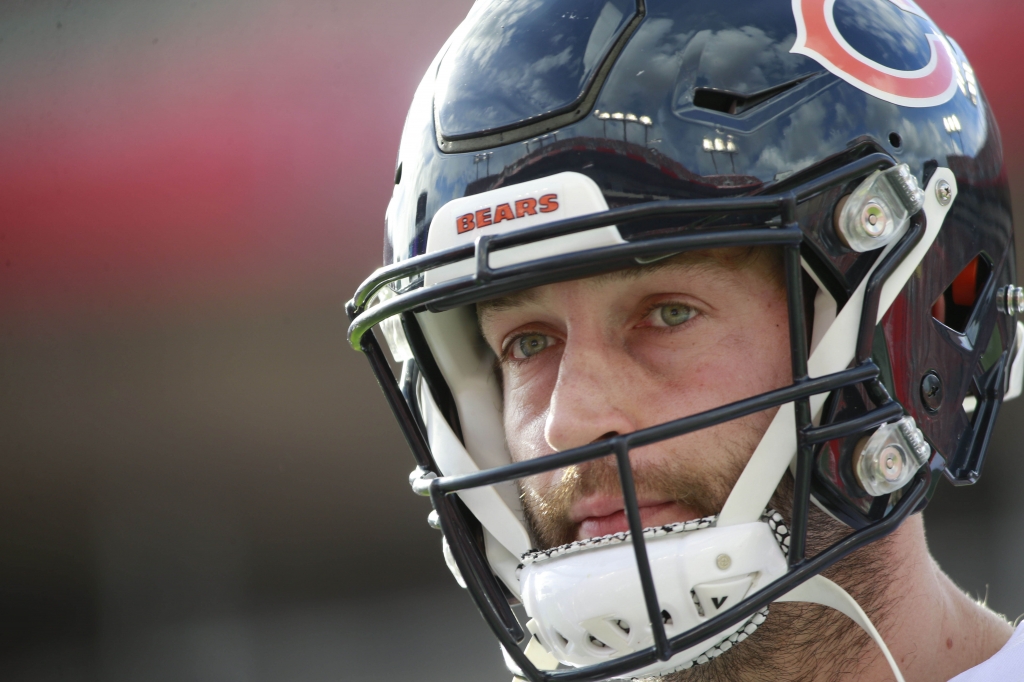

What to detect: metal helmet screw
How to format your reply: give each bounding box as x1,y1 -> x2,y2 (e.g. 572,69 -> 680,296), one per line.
997,285 -> 1024,315
920,371 -> 943,412
935,179 -> 953,206
854,416 -> 930,496
862,202 -> 886,236
836,163 -> 923,252
409,466 -> 438,496
879,446 -> 904,482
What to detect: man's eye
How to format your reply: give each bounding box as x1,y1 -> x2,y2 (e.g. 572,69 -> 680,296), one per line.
510,333 -> 555,359
651,302 -> 696,327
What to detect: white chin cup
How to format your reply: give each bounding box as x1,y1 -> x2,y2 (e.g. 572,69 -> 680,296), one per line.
519,518 -> 788,678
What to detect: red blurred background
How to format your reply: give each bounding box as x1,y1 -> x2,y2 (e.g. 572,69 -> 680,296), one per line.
0,0 -> 463,320
1,0 -> 1022,322
1,1 -> 1022,679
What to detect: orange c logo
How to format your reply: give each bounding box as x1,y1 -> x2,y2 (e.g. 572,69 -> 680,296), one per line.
791,0 -> 959,107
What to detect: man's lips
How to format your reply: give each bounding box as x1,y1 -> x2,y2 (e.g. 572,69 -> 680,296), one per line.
573,498 -> 701,541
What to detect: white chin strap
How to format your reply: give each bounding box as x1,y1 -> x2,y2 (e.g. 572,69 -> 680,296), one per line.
513,585 -> 904,682
514,578 -> 904,681
516,517 -> 785,679
510,518 -> 905,682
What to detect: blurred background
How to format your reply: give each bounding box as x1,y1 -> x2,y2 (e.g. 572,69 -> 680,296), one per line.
1,0 -> 1021,680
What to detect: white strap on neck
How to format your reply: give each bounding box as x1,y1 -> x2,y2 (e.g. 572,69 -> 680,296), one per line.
510,576 -> 905,682
779,574 -> 905,682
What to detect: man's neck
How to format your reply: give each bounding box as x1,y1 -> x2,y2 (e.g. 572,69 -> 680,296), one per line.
853,515 -> 1012,681
663,512 -> 1011,682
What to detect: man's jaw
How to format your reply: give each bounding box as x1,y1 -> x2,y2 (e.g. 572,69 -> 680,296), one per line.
571,496 -> 704,541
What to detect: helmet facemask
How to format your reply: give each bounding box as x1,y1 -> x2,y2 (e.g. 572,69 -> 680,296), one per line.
346,153 -> 1004,680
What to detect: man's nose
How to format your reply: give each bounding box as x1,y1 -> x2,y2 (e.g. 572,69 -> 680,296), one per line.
543,337 -> 637,453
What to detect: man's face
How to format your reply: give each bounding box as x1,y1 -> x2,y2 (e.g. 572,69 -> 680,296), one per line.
478,249 -> 793,549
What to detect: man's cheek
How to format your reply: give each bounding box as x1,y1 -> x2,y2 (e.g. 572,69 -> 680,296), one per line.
503,396 -> 551,462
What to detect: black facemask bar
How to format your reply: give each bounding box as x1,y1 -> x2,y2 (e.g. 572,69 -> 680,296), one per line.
346,153 -> 945,682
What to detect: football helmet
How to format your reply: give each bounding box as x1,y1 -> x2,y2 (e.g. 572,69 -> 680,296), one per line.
347,0 -> 1020,680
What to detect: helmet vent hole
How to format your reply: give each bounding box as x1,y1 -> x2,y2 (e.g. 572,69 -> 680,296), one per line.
691,590 -> 706,617
394,162 -> 402,185
692,76 -> 808,116
661,610 -> 673,625
554,630 -> 569,648
888,132 -> 902,149
588,634 -> 609,649
931,255 -> 992,334
414,192 -> 428,227
614,619 -> 630,635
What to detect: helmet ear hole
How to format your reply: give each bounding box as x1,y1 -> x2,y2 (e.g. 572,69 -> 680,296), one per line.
951,258 -> 981,307
932,255 -> 991,334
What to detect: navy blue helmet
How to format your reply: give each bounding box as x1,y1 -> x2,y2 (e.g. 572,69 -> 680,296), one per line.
347,0 -> 1017,679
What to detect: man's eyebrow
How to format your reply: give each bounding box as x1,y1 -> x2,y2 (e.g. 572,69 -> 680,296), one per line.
591,257 -> 694,283
586,253 -> 718,286
476,255 -> 713,317
477,288 -> 541,316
